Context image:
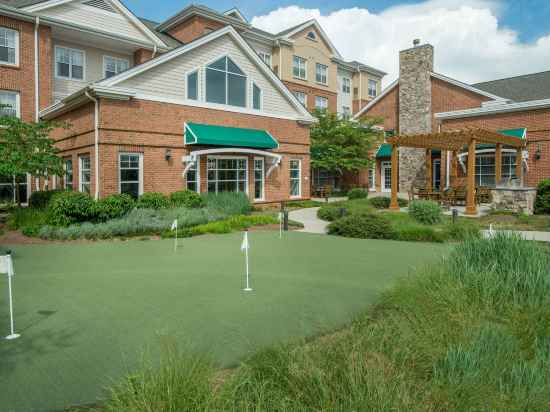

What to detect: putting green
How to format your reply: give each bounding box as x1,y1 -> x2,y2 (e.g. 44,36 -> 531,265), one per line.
0,232 -> 447,412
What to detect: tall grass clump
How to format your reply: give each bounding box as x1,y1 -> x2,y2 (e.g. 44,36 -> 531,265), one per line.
202,192 -> 251,216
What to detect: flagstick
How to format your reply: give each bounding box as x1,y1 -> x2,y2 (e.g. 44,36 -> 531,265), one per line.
243,231 -> 252,292
5,256 -> 20,340
279,214 -> 282,239
174,225 -> 177,252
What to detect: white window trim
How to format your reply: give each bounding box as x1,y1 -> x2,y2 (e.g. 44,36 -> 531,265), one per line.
381,160 -> 391,192
369,164 -> 376,191
258,52 -> 271,67
186,156 -> 200,193
368,79 -> 377,98
0,27 -> 19,67
103,55 -> 130,79
55,45 -> 86,81
207,155 -> 249,195
204,54 -> 248,109
252,81 -> 262,111
254,157 -> 265,201
315,63 -> 328,85
342,77 -> 351,94
0,90 -> 21,118
185,69 -> 199,100
118,152 -> 143,197
290,159 -> 302,199
79,155 -> 91,193
293,55 -> 307,80
64,158 -> 73,190
315,96 -> 328,111
294,91 -> 307,107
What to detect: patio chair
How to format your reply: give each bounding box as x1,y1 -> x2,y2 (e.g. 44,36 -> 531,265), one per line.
453,187 -> 467,206
476,186 -> 492,204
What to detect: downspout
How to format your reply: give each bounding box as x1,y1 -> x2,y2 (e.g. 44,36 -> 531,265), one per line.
85,91 -> 100,200
34,17 -> 40,193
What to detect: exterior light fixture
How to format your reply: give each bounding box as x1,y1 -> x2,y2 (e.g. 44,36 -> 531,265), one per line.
165,148 -> 172,162
535,145 -> 542,160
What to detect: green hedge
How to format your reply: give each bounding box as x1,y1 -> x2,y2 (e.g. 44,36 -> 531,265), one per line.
368,196 -> 408,209
28,190 -> 63,209
534,179 -> 550,215
408,200 -> 442,225
202,192 -> 251,216
170,190 -> 205,209
347,188 -> 368,200
328,212 -> 394,239
137,192 -> 171,209
47,192 -> 97,227
96,194 -> 135,221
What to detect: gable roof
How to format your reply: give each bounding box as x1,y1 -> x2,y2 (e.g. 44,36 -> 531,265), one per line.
473,71 -> 550,102
18,0 -> 168,48
53,25 -> 315,123
275,19 -> 342,59
223,7 -> 247,23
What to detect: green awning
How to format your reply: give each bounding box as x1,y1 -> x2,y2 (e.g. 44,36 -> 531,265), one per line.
184,122 -> 279,149
469,128 -> 526,151
376,143 -> 392,158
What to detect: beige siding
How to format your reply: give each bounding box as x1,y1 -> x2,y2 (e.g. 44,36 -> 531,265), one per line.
39,1 -> 151,43
353,71 -> 382,100
118,34 -> 301,118
53,40 -> 133,100
246,38 -> 274,68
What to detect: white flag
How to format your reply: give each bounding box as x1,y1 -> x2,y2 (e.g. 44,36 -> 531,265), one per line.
278,212 -> 283,222
241,231 -> 249,252
0,255 -> 13,277
171,219 -> 178,231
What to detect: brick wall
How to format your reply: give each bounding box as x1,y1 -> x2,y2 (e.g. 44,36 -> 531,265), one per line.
50,98 -> 311,202
440,108 -> 550,187
283,80 -> 337,113
134,48 -> 154,65
0,15 -> 52,122
167,16 -> 225,44
361,84 -> 399,131
352,98 -> 371,115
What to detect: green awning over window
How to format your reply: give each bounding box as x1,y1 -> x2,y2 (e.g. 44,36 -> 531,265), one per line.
376,143 -> 392,158
184,122 -> 279,149
498,128 -> 526,139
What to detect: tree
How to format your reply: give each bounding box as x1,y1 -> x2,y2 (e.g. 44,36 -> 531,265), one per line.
0,114 -> 67,205
310,110 -> 383,177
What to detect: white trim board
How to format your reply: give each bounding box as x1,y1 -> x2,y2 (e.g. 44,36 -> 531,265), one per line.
435,98 -> 550,120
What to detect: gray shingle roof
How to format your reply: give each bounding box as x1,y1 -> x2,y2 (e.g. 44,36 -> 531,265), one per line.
0,0 -> 45,7
473,71 -> 550,102
138,17 -> 182,48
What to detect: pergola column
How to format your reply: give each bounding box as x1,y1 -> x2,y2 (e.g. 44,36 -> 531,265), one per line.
425,149 -> 432,191
495,143 -> 502,185
450,150 -> 458,187
516,147 -> 523,186
390,144 -> 400,210
465,138 -> 477,215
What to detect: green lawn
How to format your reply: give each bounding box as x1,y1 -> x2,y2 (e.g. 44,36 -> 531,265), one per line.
0,232 -> 447,412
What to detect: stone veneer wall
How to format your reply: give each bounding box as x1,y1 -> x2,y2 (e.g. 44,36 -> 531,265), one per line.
398,44 -> 434,191
491,188 -> 537,215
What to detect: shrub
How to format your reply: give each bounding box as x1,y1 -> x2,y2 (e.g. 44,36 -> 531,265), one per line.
162,215 -> 279,238
136,192 -> 170,209
8,207 -> 48,236
317,204 -> 347,221
442,222 -> 480,241
394,223 -> 445,243
28,190 -> 62,209
534,179 -> 550,215
368,196 -> 408,209
170,190 -> 205,209
408,200 -> 442,224
47,191 -> 97,226
202,192 -> 251,216
347,188 -> 368,200
96,194 -> 135,221
328,212 -> 395,239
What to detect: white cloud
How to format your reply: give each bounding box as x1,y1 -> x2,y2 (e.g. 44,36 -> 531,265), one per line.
251,0 -> 550,87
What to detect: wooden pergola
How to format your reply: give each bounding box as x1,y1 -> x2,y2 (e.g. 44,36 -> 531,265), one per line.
385,128 -> 526,215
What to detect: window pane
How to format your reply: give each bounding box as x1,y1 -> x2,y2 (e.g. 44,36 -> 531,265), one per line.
228,73 -> 246,107
121,169 -> 139,182
253,83 -> 261,110
227,57 -> 244,75
206,68 -> 226,104
0,91 -> 17,117
187,71 -> 198,100
208,57 -> 226,71
57,62 -> 70,78
121,183 -> 139,199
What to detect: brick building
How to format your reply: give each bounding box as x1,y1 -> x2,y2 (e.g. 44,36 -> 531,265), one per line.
0,0 -> 386,203
354,42 -> 550,194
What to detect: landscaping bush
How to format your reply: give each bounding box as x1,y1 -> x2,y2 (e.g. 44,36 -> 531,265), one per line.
534,179 -> 550,215
28,190 -> 63,209
202,192 -> 251,216
170,190 -> 205,209
408,200 -> 442,224
136,192 -> 171,209
328,212 -> 394,239
8,207 -> 48,234
95,194 -> 135,221
347,188 -> 368,200
393,222 -> 445,243
47,191 -> 97,226
442,221 -> 481,241
164,214 -> 280,238
317,199 -> 374,222
368,196 -> 408,209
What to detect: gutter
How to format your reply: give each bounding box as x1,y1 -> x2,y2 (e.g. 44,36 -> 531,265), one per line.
435,98 -> 550,120
84,91 -> 100,200
34,16 -> 39,122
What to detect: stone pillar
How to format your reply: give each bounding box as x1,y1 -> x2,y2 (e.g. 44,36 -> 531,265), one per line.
390,144 -> 400,210
425,149 -> 432,190
398,43 -> 434,192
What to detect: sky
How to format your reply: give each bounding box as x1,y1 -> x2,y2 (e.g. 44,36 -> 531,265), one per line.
125,0 -> 550,86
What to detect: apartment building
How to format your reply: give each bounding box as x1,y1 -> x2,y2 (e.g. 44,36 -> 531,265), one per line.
0,1 -> 386,203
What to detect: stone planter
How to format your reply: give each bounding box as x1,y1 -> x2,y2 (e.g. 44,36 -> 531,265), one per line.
491,187 -> 537,215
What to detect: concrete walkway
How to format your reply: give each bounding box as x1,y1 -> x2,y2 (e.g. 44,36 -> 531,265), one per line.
482,230 -> 550,242
289,207 -> 329,234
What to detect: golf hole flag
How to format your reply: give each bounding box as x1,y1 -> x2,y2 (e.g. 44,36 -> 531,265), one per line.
171,219 -> 178,251
1,254 -> 20,340
241,231 -> 252,291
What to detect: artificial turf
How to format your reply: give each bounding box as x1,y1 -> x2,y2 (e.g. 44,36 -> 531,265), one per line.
0,232 -> 447,412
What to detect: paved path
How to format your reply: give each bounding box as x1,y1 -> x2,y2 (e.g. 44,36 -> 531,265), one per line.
289,207 -> 328,234
482,230 -> 550,242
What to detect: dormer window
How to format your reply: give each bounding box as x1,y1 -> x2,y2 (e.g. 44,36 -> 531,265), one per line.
307,31 -> 316,40
206,56 -> 246,108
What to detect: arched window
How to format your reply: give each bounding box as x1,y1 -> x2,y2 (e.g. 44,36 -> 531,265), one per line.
205,56 -> 247,108
307,31 -> 316,40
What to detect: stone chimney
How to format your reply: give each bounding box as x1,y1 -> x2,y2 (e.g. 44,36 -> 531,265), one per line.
398,41 -> 434,191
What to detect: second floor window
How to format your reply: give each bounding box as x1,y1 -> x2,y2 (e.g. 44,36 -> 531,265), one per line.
315,96 -> 328,111
206,56 -> 246,108
368,79 -> 377,97
294,91 -> 307,107
187,71 -> 198,100
316,63 -> 328,84
104,56 -> 129,79
258,52 -> 271,67
0,27 -> 18,65
0,90 -> 19,118
56,46 -> 84,80
342,78 -> 351,94
293,56 -> 306,80
252,83 -> 262,110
